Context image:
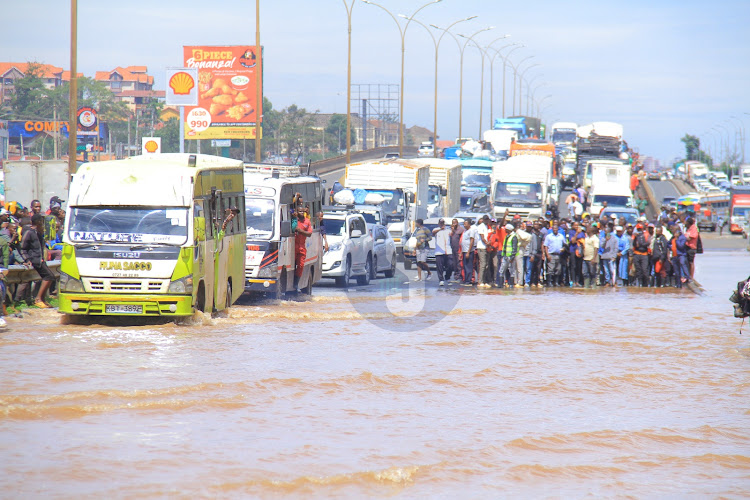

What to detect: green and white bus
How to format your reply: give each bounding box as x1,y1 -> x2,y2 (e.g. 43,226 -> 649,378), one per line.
58,153 -> 246,317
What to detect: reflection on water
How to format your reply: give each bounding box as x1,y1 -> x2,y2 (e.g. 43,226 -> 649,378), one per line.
0,251 -> 748,497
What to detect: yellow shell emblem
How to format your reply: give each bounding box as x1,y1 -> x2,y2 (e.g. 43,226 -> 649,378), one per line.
169,71 -> 195,95
144,140 -> 159,153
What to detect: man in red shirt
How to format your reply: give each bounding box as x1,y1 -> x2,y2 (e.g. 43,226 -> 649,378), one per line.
684,216 -> 699,279
294,205 -> 312,290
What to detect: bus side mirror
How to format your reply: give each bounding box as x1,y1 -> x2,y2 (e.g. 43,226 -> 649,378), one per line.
441,187 -> 447,197
280,220 -> 292,237
409,192 -> 416,204
194,217 -> 206,241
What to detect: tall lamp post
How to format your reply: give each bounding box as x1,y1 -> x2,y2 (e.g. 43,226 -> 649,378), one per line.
517,63 -> 540,117
342,0 -> 356,163
528,81 -> 547,116
508,55 -> 534,116
408,16 -> 477,157
486,41 -> 517,126
728,115 -> 746,164
362,0 -> 442,158
459,33 -> 508,139
68,0 -> 78,175
255,0 -> 262,162
525,75 -> 544,115
498,44 -> 524,118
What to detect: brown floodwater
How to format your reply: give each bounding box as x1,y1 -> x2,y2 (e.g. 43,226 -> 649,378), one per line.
1,250 -> 749,498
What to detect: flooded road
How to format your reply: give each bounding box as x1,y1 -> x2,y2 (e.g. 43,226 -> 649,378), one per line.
2,251 -> 749,498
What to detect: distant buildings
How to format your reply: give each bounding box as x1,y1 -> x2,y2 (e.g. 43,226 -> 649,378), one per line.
94,66 -> 165,114
0,62 -> 77,107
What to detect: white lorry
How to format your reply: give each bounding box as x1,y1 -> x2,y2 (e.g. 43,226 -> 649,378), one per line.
740,164 -> 750,185
482,129 -> 518,157
2,160 -> 70,208
685,161 -> 710,187
491,156 -> 553,220
413,158 -> 462,219
344,159 -> 429,260
588,163 -> 633,215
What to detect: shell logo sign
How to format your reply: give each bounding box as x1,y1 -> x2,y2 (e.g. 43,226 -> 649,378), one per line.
144,140 -> 159,153
141,137 -> 161,155
169,71 -> 195,95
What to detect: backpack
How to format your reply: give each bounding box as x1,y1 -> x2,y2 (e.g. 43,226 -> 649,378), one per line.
696,234 -> 703,254
729,277 -> 750,318
634,232 -> 649,253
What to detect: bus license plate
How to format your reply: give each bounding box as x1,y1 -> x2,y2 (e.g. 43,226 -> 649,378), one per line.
105,304 -> 143,314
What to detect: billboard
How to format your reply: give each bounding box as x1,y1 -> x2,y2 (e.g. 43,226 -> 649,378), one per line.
183,45 -> 263,140
77,107 -> 99,136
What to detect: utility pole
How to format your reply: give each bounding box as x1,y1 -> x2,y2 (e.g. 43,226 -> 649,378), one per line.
254,0 -> 262,162
67,0 -> 78,175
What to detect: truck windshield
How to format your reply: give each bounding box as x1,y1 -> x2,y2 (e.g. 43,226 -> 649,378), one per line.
366,189 -> 404,216
732,207 -> 750,219
462,170 -> 491,187
493,182 -> 542,204
592,195 -> 632,207
245,197 -> 274,240
552,130 -> 576,143
428,185 -> 440,204
68,207 -> 188,245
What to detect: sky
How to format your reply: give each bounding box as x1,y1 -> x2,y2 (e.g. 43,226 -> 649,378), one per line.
2,0 -> 749,165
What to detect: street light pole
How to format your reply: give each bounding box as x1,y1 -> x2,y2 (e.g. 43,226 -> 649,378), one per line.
486,42 -> 516,127
410,16 -> 476,158
255,0 -> 262,162
509,55 -> 534,116
68,0 -> 78,175
728,115 -> 746,164
342,0 -> 356,163
500,45 -> 523,118
363,0 -> 442,158
517,63 -> 539,117
460,33 -> 508,139
525,75 -> 544,115
455,27 -> 493,141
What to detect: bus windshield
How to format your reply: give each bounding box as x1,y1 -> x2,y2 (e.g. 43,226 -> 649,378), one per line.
68,207 -> 188,245
245,197 -> 274,239
552,130 -> 576,143
428,185 -> 441,204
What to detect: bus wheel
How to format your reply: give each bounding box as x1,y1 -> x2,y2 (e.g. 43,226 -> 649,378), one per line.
225,280 -> 233,309
196,284 -> 206,313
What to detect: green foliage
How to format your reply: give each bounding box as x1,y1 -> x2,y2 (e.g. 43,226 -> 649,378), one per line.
324,113 -> 355,153
152,117 -> 180,153
680,133 -> 714,167
6,62 -> 49,119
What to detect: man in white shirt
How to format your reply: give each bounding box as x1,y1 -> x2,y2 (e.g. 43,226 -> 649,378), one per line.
460,219 -> 476,285
475,215 -> 490,288
432,218 -> 452,286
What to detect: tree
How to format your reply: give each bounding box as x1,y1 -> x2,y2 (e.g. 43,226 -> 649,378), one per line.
7,62 -> 49,119
681,134 -> 700,161
324,113 -> 355,153
152,117 -> 180,152
278,104 -> 317,162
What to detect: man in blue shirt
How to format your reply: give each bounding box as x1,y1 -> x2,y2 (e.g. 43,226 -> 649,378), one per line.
615,225 -> 631,286
543,223 -> 565,287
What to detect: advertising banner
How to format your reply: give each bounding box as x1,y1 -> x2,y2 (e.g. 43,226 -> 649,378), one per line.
77,107 -> 99,136
165,68 -> 198,106
183,45 -> 263,140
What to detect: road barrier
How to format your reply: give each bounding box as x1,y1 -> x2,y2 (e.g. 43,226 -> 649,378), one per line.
4,260 -> 61,285
311,146 -> 419,176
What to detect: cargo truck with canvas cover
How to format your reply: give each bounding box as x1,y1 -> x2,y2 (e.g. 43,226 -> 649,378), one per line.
344,159 -> 429,259
243,164 -> 323,298
412,158 -> 462,218
482,129 -> 518,157
491,155 -> 553,220
58,154 -> 246,317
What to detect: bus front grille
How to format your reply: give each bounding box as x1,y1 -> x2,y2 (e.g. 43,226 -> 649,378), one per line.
85,278 -> 170,294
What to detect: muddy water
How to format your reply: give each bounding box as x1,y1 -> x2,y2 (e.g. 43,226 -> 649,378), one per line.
1,251 -> 749,498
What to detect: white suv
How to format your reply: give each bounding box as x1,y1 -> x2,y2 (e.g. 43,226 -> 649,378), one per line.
321,210 -> 375,287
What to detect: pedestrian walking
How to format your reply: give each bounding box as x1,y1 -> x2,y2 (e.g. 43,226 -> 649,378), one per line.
475,215 -> 491,288
460,220 -> 476,285
413,219 -> 432,282
432,218 -> 452,286
670,227 -> 690,287
448,218 -> 463,282
497,223 -> 518,288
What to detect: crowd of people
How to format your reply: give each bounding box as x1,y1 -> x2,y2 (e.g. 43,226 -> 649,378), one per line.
0,197 -> 66,323
412,206 -> 702,290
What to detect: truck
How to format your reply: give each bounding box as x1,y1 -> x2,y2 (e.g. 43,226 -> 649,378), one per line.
459,158 -> 494,194
588,162 -> 634,215
738,164 -> 750,185
685,161 -> 710,186
493,116 -> 542,139
491,155 -> 553,220
576,122 -> 627,188
243,164 -> 324,298
413,158 -> 462,219
2,160 -> 70,209
729,185 -> 750,234
550,122 -> 578,154
344,159 -> 429,260
482,129 -> 518,157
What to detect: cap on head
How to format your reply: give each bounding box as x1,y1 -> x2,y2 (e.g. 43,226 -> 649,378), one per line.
615,225 -> 623,231
50,196 -> 65,205
505,223 -> 514,231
